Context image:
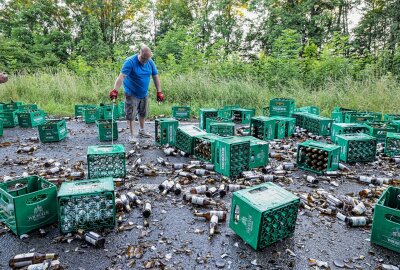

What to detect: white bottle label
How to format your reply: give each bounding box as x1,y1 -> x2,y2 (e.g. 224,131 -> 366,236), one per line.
191,196 -> 205,205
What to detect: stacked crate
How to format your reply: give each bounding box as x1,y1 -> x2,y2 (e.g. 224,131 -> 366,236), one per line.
175,125 -> 207,154
330,123 -> 369,143
335,133 -> 377,163
155,118 -> 179,146
199,108 -> 218,130
297,140 -> 340,174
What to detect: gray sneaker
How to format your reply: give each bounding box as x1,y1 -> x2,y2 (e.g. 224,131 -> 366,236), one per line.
128,135 -> 138,144
138,129 -> 151,138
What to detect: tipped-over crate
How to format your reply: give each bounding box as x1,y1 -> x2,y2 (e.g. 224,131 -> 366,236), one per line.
250,116 -> 275,141
335,133 -> 377,163
297,140 -> 340,174
87,144 -> 126,179
175,125 -> 207,154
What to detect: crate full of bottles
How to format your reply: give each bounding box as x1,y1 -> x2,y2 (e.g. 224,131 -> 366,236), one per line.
38,119 -> 68,143
229,183 -> 300,250
297,140 -> 340,174
231,108 -> 255,124
385,132 -> 400,156
330,123 -> 369,143
364,121 -> 397,143
98,104 -> 120,120
209,122 -> 235,137
0,176 -> 58,236
384,114 -> 400,122
96,120 -> 118,141
269,116 -> 296,137
83,107 -> 100,124
57,178 -> 115,234
16,109 -> 46,128
269,98 -> 295,117
75,104 -> 96,117
87,144 -> 126,179
335,133 -> 377,163
194,133 -> 221,163
0,110 -> 18,128
370,186 -> 400,253
199,108 -> 218,130
214,136 -> 250,178
344,112 -> 382,123
250,116 -> 275,141
301,113 -> 333,136
172,106 -> 191,119
205,117 -> 233,132
294,106 -> 320,115
175,125 -> 207,154
242,136 -> 269,168
292,112 -> 308,127
155,118 -> 179,146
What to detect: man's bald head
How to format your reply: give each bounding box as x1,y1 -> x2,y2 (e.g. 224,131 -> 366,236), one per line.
139,45 -> 152,64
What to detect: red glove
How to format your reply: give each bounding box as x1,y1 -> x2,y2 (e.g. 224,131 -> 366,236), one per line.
109,89 -> 118,100
157,91 -> 165,102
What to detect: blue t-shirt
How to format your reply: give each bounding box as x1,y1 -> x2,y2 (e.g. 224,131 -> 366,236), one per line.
120,54 -> 158,99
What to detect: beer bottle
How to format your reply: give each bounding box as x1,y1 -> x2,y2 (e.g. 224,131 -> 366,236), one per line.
194,211 -> 227,221
226,184 -> 246,192
202,164 -> 215,170
174,183 -> 182,195
190,185 -> 208,194
27,260 -> 62,270
346,216 -> 371,227
126,192 -> 142,205
115,198 -> 124,212
159,180 -> 169,192
282,163 -> 296,170
179,171 -> 197,180
352,202 -> 366,215
190,196 -> 217,206
162,180 -> 175,195
120,194 -> 131,212
205,187 -> 218,198
84,231 -> 105,248
305,176 -> 319,184
195,169 -> 212,176
9,253 -> 58,268
143,202 -> 152,218
173,163 -> 188,170
209,215 -> 218,236
218,184 -> 227,197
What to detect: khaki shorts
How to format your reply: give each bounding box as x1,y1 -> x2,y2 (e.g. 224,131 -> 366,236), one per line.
125,94 -> 149,121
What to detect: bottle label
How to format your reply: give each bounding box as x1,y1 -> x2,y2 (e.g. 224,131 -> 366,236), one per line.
85,235 -> 97,245
14,253 -> 35,260
196,186 -> 207,193
210,211 -> 225,219
191,196 -> 205,205
145,203 -> 152,211
351,217 -> 366,226
210,215 -> 219,223
228,185 -> 239,192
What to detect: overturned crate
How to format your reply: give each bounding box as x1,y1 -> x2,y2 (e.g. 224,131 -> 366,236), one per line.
297,140 -> 340,174
214,136 -> 251,178
209,122 -> 235,137
385,132 -> 400,157
364,121 -> 397,143
172,106 -> 191,119
250,116 -> 275,141
336,133 -> 377,163
330,123 -> 369,143
87,144 -> 126,179
269,98 -> 295,117
0,110 -> 18,128
344,112 -> 382,123
302,113 -> 333,136
58,178 -> 115,234
0,176 -> 58,236
38,119 -> 68,143
175,125 -> 207,155
242,136 -> 269,168
16,109 -> 46,128
96,120 -> 118,141
155,118 -> 179,146
231,108 -> 255,124
199,108 -> 218,130
229,183 -> 300,250
83,107 -> 100,124
194,133 -> 221,163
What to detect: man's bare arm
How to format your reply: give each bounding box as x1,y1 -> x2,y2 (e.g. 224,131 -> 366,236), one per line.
114,74 -> 126,90
153,75 -> 162,92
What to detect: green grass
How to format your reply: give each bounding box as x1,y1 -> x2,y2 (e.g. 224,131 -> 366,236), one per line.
1,69 -> 400,118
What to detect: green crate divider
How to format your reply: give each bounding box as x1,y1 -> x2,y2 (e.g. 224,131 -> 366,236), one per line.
155,118 -> 179,146
0,119 -> 3,136
385,132 -> 400,156
268,116 -> 296,137
16,109 -> 46,128
0,110 -> 18,128
175,125 -> 207,154
294,106 -> 320,115
38,119 -> 68,143
96,120 -> 118,141
194,133 -> 221,163
118,102 -> 125,119
214,136 -> 251,178
199,108 -> 218,130
297,140 -> 340,174
17,104 -> 38,111
384,114 -> 400,122
330,123 -> 370,143
364,121 -> 397,143
57,178 -> 115,234
301,113 -> 333,136
2,101 -> 23,112
83,107 -> 100,124
370,186 -> 400,253
269,98 -> 295,117
75,104 -> 96,117
232,108 -> 255,124
87,144 -> 126,179
344,112 -> 381,123
250,116 -> 276,141
99,104 -> 120,120
229,182 -> 300,250
209,122 -> 235,137
205,117 -> 233,132
172,106 -> 191,119
0,176 -> 58,236
336,133 -> 377,163
242,136 -> 269,168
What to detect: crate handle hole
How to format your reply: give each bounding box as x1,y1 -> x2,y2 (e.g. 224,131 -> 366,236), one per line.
234,205 -> 240,224
26,194 -> 47,205
249,186 -> 268,194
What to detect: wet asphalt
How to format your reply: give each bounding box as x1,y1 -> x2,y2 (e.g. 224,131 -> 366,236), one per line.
0,119 -> 399,270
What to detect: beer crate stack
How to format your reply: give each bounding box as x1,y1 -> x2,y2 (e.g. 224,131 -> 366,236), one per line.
330,123 -> 369,143
205,117 -> 233,132
364,121 -> 397,143
297,140 -> 340,174
96,120 -> 118,141
193,133 -> 221,163
175,125 -> 207,154
199,108 -> 218,130
384,132 -> 400,156
229,183 -> 300,250
242,136 -> 269,168
87,144 -> 126,179
231,108 -> 255,124
209,122 -> 235,137
172,106 -> 191,119
57,178 -> 115,234
155,118 -> 179,146
38,119 -> 68,143
335,133 -> 377,163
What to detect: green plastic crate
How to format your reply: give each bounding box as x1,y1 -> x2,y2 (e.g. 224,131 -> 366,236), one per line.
16,109 -> 46,128
242,136 -> 269,168
269,98 -> 295,117
205,117 -> 233,132
331,107 -> 356,123
301,113 -> 333,136
38,119 -> 68,143
2,101 -> 23,112
336,133 -> 377,163
18,104 -> 38,111
99,104 -> 120,120
214,136 -> 250,178
384,114 -> 400,122
229,183 -> 300,250
0,110 -> 18,127
391,121 -> 400,133
294,106 -> 320,115
269,116 -> 296,137
385,132 -> 400,157
87,144 -> 126,179
96,120 -> 118,141
364,121 -> 397,143
297,140 -> 340,174
194,133 -> 221,163
199,108 -> 218,130
292,112 -> 308,127
0,176 -> 57,236
218,105 -> 240,119
250,116 -> 276,141
75,104 -> 96,117
232,108 -> 255,124
57,178 -> 115,234
172,106 -> 191,119
175,125 -> 207,154
344,112 -> 382,123
0,119 -> 3,136
330,123 -> 370,143
83,107 -> 100,124
370,186 -> 400,253
209,122 -> 235,137
155,118 -> 179,146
